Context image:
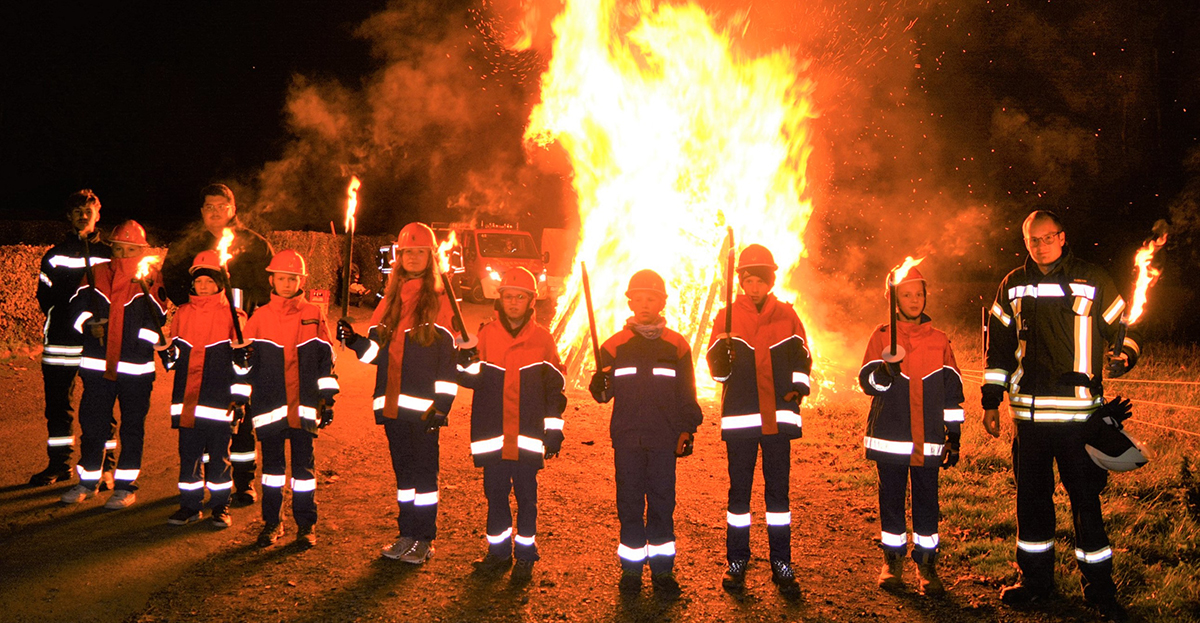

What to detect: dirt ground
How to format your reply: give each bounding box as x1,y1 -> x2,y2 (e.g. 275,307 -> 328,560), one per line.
1,303 -> 1107,622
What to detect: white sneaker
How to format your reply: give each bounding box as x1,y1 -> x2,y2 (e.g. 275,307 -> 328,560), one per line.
61,484 -> 96,504
105,489 -> 136,509
381,536 -> 416,560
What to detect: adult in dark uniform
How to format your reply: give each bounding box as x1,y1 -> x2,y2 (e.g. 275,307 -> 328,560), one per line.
30,190 -> 115,486
162,184 -> 274,505
982,210 -> 1138,622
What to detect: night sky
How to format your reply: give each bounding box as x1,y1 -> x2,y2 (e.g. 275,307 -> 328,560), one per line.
3,1 -> 1200,337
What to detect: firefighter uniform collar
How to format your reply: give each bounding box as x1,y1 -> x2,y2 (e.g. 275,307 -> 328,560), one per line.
268,290 -> 307,312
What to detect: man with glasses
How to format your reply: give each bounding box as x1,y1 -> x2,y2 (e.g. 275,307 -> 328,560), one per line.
162,184 -> 274,505
982,210 -> 1137,621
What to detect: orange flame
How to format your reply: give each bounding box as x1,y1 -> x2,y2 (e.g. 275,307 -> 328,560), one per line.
436,230 -> 458,275
345,176 -> 361,233
134,255 -> 159,281
891,256 -> 925,285
1128,233 -> 1167,324
216,228 -> 235,267
526,0 -> 817,390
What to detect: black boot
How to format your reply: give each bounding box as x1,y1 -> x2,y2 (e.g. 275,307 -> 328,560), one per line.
29,462 -> 73,486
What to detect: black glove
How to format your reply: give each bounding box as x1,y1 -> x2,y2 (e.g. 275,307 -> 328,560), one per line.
336,318 -> 359,346
1107,349 -> 1136,379
544,434 -> 563,460
875,360 -> 901,384
675,432 -> 695,458
941,429 -> 961,469
1096,395 -> 1134,425
318,405 -> 334,429
589,371 -> 611,403
421,406 -> 448,433
458,347 -> 479,368
158,344 -> 180,367
709,340 -> 734,379
230,404 -> 246,428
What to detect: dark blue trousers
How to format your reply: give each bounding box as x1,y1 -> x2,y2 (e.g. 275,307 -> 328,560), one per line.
614,447 -> 677,574
260,429 -> 317,527
178,423 -> 233,511
78,372 -> 151,491
725,435 -> 793,563
384,419 -> 440,541
876,461 -> 940,563
483,460 -> 540,561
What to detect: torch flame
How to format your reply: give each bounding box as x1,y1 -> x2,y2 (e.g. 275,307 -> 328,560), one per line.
134,255 -> 159,281
345,176 -> 361,233
891,256 -> 925,285
216,228 -> 235,267
436,230 -> 458,275
526,0 -> 817,390
1128,233 -> 1167,324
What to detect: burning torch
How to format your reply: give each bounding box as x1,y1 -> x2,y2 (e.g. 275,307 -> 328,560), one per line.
437,232 -> 476,349
339,176 -> 360,324
133,255 -> 166,346
216,228 -> 245,345
883,256 -> 924,365
1110,225 -> 1168,377
723,226 -> 735,346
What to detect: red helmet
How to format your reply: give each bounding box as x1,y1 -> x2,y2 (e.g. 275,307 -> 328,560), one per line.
885,266 -> 926,297
625,269 -> 667,298
736,244 -> 777,271
396,222 -> 436,249
189,250 -> 222,273
266,249 -> 307,276
110,220 -> 148,247
499,267 -> 538,297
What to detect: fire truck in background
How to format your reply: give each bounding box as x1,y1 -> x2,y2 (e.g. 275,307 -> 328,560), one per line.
431,223 -> 558,304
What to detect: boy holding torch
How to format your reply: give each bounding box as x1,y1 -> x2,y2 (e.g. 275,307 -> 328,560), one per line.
857,264 -> 964,596
237,250 -> 339,548
456,267 -> 567,582
706,244 -> 812,596
60,221 -> 166,510
158,251 -> 246,528
589,269 -> 703,597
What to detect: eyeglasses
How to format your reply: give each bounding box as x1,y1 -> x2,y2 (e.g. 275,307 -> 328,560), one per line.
1025,231 -> 1062,248
201,204 -> 232,214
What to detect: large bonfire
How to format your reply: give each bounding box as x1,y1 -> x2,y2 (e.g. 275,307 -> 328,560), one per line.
524,0 -> 819,390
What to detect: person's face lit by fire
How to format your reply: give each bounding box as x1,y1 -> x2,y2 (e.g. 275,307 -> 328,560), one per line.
500,289 -> 532,323
1023,216 -> 1065,272
70,204 -> 100,236
628,291 -> 666,325
896,280 -> 926,321
111,241 -> 144,260
270,273 -> 303,298
739,274 -> 771,306
192,275 -> 220,297
201,195 -> 235,236
400,248 -> 430,276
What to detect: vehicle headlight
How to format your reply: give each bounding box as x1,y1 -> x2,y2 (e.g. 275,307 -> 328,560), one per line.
488,270 -> 501,281
538,271 -> 547,282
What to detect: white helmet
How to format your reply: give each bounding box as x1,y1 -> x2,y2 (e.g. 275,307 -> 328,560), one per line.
1084,397 -> 1149,472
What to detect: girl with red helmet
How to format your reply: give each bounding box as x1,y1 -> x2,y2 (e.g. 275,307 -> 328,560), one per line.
337,222 -> 459,565
61,220 -> 166,510
857,267 -> 964,595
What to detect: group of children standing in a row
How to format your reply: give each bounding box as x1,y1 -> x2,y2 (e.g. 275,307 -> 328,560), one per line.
54,218 -> 963,598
